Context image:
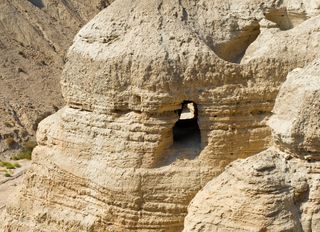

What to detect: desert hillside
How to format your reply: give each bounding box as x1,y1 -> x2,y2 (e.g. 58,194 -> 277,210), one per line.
0,0 -> 112,156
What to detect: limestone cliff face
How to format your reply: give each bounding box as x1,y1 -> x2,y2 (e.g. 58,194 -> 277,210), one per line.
2,0 -> 320,231
184,59 -> 320,232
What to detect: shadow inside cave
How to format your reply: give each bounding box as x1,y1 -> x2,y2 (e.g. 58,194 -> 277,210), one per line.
157,101 -> 202,167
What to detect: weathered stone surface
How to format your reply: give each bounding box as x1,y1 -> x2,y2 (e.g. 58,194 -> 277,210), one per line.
2,0 -> 320,231
269,60 -> 320,160
184,59 -> 320,232
184,150 -> 312,232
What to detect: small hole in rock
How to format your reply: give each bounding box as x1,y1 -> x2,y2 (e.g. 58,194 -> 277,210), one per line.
133,95 -> 142,104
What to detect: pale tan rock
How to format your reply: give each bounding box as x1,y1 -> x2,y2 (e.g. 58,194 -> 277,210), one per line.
269,60 -> 320,160
241,15 -> 320,64
184,150 -> 313,232
281,0 -> 320,26
2,0 -> 320,231
184,59 -> 320,232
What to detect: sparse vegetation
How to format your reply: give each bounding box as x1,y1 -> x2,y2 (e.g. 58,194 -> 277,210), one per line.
13,150 -> 32,160
0,161 -> 21,178
12,140 -> 37,160
0,161 -> 20,169
4,172 -> 11,177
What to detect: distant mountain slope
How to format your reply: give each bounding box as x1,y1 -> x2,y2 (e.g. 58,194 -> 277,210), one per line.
0,0 -> 111,155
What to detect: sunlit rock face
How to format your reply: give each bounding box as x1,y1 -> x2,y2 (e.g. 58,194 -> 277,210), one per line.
2,0 -> 320,231
184,59 -> 320,232
269,62 -> 320,160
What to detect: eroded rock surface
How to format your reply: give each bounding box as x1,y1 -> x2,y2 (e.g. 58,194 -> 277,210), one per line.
1,0 -> 320,231
184,59 -> 320,232
269,63 -> 320,160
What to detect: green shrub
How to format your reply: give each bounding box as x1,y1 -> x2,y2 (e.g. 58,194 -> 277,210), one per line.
12,150 -> 32,160
4,172 -> 11,177
0,161 -> 16,169
12,140 -> 37,160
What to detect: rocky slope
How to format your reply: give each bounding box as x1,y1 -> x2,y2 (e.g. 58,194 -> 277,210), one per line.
184,59 -> 320,232
0,0 -> 111,155
1,0 -> 320,231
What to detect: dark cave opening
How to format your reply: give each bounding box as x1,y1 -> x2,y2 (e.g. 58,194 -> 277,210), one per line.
173,101 -> 201,146
156,101 -> 202,167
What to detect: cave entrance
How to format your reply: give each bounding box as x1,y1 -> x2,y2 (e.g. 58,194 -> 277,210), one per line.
156,101 -> 202,167
164,101 -> 202,164
173,101 -> 201,146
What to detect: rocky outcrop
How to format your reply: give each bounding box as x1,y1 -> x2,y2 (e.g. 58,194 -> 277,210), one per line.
269,63 -> 320,160
2,0 -> 320,231
184,59 -> 320,232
